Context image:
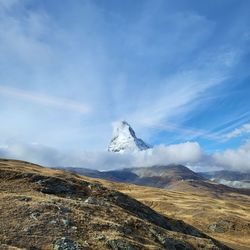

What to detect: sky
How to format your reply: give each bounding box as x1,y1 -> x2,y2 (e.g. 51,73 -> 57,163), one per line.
0,0 -> 250,171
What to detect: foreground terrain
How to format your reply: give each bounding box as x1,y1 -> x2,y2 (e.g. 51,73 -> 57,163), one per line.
100,180 -> 250,250
0,159 -> 233,250
60,166 -> 250,249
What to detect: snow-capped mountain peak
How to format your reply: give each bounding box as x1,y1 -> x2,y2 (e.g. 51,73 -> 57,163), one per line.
108,121 -> 151,152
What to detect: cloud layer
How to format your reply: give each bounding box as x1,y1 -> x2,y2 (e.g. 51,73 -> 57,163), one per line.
213,141 -> 250,172
1,140 -> 249,172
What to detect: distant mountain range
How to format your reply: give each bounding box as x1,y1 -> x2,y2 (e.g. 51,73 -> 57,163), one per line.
58,164 -> 250,196
59,164 -> 203,188
199,170 -> 250,189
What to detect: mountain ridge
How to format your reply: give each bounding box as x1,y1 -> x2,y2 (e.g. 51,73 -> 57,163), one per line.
59,164 -> 250,196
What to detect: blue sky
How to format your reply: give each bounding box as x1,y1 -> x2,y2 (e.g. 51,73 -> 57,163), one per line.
0,0 -> 250,170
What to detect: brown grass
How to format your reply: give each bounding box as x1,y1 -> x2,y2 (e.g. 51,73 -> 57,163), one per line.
0,159 -> 233,250
97,180 -> 250,249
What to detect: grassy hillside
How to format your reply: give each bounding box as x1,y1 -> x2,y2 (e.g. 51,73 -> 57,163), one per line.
0,159 -> 231,250
101,180 -> 250,250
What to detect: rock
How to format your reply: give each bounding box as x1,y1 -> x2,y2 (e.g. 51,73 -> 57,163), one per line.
40,178 -> 75,195
23,227 -> 32,235
84,197 -> 97,204
49,220 -> 57,225
32,176 -> 85,197
208,220 -> 232,233
84,196 -> 105,205
17,196 -> 32,202
116,225 -> 133,235
88,183 -> 105,190
30,212 -> 40,220
149,227 -> 194,249
59,206 -> 72,213
162,238 -> 194,249
96,234 -> 106,241
81,241 -> 89,248
53,237 -> 82,250
107,239 -> 139,250
61,219 -> 73,227
23,225 -> 36,235
149,227 -> 167,245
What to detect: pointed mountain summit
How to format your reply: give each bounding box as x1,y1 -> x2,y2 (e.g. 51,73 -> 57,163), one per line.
108,121 -> 151,152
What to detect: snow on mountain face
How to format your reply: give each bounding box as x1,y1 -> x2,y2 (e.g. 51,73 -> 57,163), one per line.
108,121 -> 151,153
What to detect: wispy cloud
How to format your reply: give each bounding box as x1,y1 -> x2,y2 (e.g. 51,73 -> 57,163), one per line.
0,0 -> 249,153
156,122 -> 221,141
163,113 -> 250,143
222,123 -> 250,140
0,85 -> 91,114
127,68 -> 229,129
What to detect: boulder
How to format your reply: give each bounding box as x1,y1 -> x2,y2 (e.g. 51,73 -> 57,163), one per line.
107,239 -> 139,250
208,220 -> 232,233
84,197 -> 106,205
53,237 -> 82,250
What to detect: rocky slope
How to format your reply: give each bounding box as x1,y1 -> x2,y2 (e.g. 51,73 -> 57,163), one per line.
0,159 -> 230,250
104,181 -> 250,250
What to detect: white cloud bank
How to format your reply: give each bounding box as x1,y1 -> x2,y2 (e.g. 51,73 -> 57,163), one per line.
0,141 -> 202,170
1,140 -> 249,172
213,141 -> 250,172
